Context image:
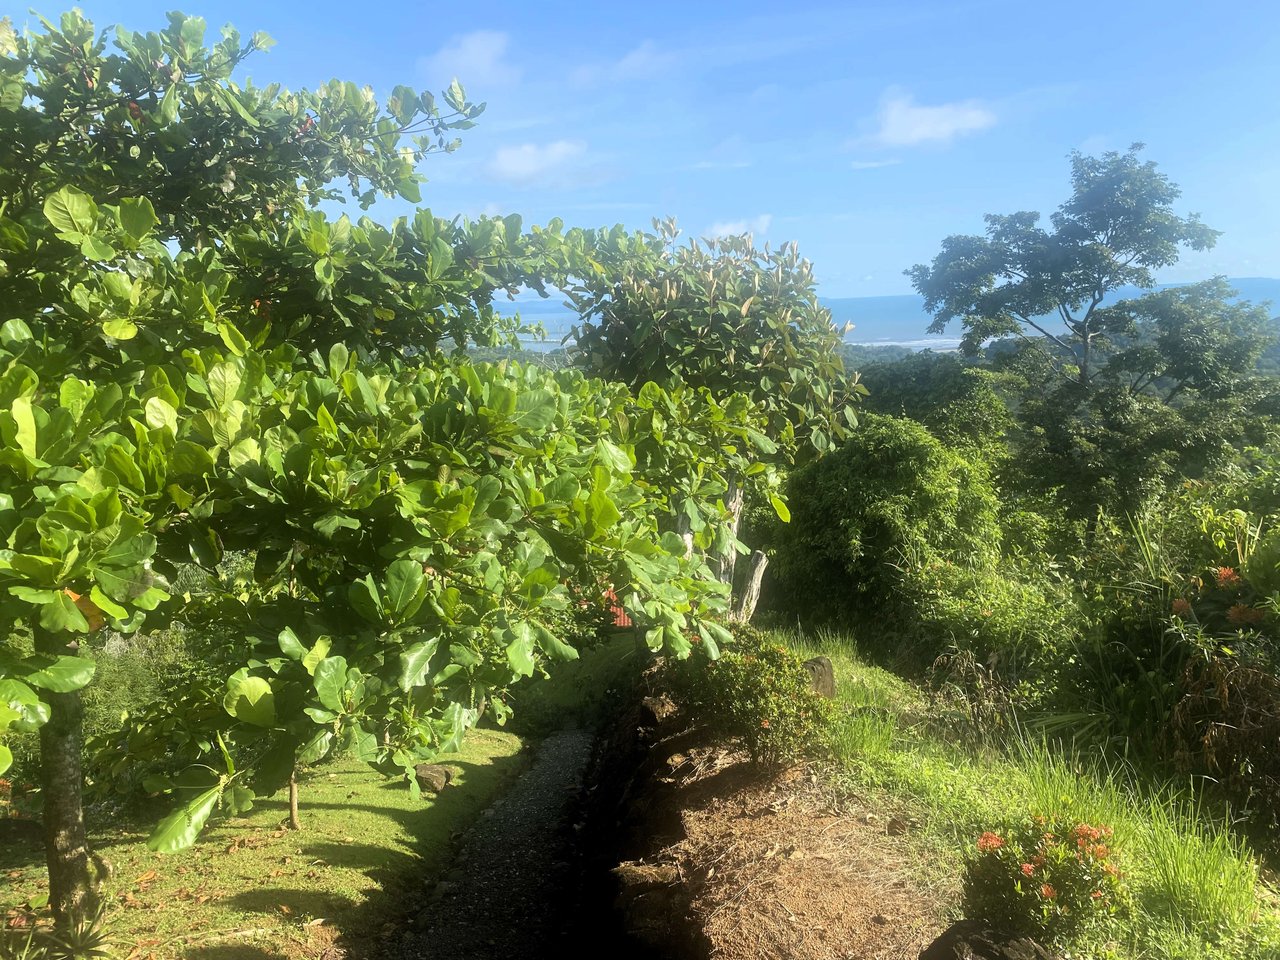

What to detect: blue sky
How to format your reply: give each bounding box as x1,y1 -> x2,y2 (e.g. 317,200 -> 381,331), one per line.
18,1 -> 1280,296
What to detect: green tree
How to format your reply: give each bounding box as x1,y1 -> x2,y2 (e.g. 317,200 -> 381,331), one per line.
1010,280 -> 1277,518
0,10 -> 748,925
910,146 -> 1276,518
908,144 -> 1218,387
860,352 -> 1013,465
568,222 -> 862,618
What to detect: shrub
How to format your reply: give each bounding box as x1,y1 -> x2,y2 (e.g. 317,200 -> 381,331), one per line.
770,413 -> 1002,629
904,556 -> 1080,693
674,624 -> 832,766
962,816 -> 1125,940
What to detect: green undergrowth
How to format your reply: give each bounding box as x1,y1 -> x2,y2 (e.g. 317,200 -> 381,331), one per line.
506,630 -> 650,735
1,729 -> 525,960
774,626 -> 1280,960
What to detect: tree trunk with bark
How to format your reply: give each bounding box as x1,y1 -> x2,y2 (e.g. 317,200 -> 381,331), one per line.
34,627 -> 98,926
288,768 -> 301,830
731,550 -> 768,623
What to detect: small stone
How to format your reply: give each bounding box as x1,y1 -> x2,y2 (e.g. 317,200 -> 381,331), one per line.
802,656 -> 836,698
414,763 -> 453,794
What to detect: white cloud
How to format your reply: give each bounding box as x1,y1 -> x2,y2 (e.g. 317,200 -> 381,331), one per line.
850,159 -> 902,170
869,91 -> 996,147
573,40 -> 677,84
419,31 -> 519,89
487,140 -> 589,187
705,214 -> 772,238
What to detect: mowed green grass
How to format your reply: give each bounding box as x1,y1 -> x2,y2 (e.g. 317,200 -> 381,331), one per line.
1,728 -> 526,960
775,627 -> 1280,960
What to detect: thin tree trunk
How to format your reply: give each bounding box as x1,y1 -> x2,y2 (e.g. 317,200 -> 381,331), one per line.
731,551 -> 768,623
35,627 -> 97,926
288,768 -> 300,830
675,512 -> 694,559
715,478 -> 745,589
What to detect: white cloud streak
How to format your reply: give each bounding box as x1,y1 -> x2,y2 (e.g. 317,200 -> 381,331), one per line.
419,31 -> 519,89
486,140 -> 589,187
870,92 -> 996,146
705,214 -> 772,238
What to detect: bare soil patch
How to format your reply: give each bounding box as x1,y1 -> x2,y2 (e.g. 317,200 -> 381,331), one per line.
612,742 -> 953,960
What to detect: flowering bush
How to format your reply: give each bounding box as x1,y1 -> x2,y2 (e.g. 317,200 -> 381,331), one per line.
962,816 -> 1125,939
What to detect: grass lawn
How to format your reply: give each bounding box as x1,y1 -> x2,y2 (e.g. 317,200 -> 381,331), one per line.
2,728 -> 526,960
774,626 -> 1280,960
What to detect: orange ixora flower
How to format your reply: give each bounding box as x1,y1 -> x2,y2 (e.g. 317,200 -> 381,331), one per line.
1040,883 -> 1057,899
977,831 -> 1005,853
1215,566 -> 1242,589
1171,597 -> 1193,619
1021,863 -> 1035,877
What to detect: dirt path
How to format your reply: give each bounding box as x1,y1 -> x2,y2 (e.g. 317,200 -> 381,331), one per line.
396,729 -> 602,960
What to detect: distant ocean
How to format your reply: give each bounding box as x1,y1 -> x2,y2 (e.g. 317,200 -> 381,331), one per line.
493,277 -> 1280,352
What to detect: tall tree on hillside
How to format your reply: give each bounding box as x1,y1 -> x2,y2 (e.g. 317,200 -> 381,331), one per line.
908,144 -> 1219,388
909,147 -> 1279,519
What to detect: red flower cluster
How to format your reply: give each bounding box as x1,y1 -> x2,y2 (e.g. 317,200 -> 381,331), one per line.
1215,566 -> 1242,589
977,831 -> 1005,853
1171,597 -> 1193,619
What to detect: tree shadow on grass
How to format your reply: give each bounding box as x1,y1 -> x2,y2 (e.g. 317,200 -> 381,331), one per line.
224,886 -> 356,921
183,944 -> 289,960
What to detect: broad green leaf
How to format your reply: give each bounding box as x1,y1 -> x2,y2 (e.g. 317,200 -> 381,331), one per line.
698,622 -> 731,660
223,671 -> 276,727
511,389 -> 557,431
0,319 -> 32,344
297,729 -> 333,765
769,494 -> 791,524
102,318 -> 138,340
533,623 -> 578,663
13,653 -> 94,693
505,624 -> 535,678
217,322 -> 248,356
10,397 -> 35,458
277,628 -> 306,660
382,559 -> 426,621
0,743 -> 11,775
313,656 -> 349,712
39,593 -> 91,634
79,235 -> 117,261
43,186 -> 97,235
144,396 -> 178,434
397,639 -> 438,692
302,636 -> 331,676
117,196 -> 158,241
587,487 -> 621,531
147,784 -> 222,852
0,679 -> 50,732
